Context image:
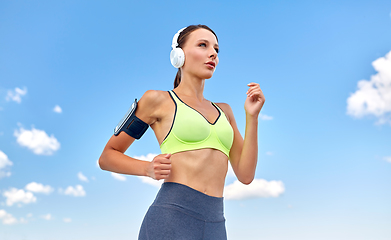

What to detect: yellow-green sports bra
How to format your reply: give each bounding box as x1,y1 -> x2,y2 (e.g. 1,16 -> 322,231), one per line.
160,90 -> 234,157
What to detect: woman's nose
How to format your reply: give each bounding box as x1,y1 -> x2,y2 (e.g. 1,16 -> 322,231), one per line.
209,49 -> 217,59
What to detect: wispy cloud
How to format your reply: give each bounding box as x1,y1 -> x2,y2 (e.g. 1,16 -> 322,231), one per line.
41,214 -> 52,221
226,163 -> 235,177
53,105 -> 62,113
78,172 -> 89,182
384,156 -> 391,163
25,182 -> 53,194
139,176 -> 163,188
60,185 -> 86,197
133,154 -> 164,187
0,209 -> 18,225
224,179 -> 285,200
133,153 -> 158,162
260,113 -> 273,120
6,87 -> 27,103
347,50 -> 391,125
3,188 -> 37,206
63,218 -> 72,223
0,150 -> 13,179
14,126 -> 60,155
111,172 -> 127,181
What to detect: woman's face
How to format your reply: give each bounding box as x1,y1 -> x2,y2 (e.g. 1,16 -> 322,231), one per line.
181,28 -> 219,80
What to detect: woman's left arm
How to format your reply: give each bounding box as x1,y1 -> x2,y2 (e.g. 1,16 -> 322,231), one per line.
223,83 -> 265,184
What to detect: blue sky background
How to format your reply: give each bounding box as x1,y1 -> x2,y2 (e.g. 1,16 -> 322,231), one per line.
1,1 -> 391,239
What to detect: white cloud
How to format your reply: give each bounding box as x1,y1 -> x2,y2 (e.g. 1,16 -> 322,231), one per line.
53,105 -> 62,113
6,87 -> 27,103
14,126 -> 60,155
0,209 -> 18,225
78,172 -> 89,182
266,151 -> 273,156
61,185 -> 86,197
63,218 -> 72,223
111,172 -> 127,181
224,179 -> 285,200
0,150 -> 13,168
3,188 -> 37,206
133,153 -> 158,162
384,156 -> 391,163
41,214 -> 52,220
138,176 -> 163,188
132,153 -> 164,187
25,182 -> 53,194
347,50 -> 391,125
259,113 -> 273,120
0,150 -> 13,179
107,154 -> 160,183
226,163 -> 235,177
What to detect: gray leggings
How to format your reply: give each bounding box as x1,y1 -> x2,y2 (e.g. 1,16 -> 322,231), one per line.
138,182 -> 227,240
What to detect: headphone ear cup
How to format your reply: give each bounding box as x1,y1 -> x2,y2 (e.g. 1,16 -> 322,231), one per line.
170,48 -> 185,68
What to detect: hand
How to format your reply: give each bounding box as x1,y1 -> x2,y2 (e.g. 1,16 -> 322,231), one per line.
147,154 -> 172,180
245,82 -> 265,117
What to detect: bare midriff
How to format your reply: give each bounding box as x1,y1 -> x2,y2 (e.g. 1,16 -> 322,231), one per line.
164,148 -> 229,198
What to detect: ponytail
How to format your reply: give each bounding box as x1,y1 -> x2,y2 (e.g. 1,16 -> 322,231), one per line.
174,69 -> 181,88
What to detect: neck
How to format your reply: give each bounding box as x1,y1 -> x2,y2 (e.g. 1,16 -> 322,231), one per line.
175,71 -> 205,102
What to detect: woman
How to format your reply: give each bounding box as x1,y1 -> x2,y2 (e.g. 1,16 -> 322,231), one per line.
99,24 -> 265,240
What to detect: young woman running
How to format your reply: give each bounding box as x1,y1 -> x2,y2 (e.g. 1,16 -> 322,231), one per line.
99,24 -> 265,240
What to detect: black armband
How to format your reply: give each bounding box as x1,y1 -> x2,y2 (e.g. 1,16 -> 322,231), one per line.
114,99 -> 149,139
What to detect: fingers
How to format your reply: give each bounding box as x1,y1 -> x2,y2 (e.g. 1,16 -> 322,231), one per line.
246,83 -> 260,95
150,154 -> 172,180
246,83 -> 264,100
247,88 -> 262,98
247,82 -> 259,87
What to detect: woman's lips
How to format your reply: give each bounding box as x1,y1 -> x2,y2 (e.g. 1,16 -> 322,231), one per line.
205,62 -> 215,69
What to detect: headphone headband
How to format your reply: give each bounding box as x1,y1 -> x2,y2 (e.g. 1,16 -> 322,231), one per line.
171,27 -> 186,49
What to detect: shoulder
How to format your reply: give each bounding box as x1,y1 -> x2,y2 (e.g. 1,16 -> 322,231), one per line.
215,102 -> 232,114
140,90 -> 169,102
215,102 -> 234,122
138,90 -> 171,109
136,90 -> 174,124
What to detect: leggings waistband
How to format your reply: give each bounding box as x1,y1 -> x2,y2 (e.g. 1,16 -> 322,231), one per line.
152,182 -> 224,222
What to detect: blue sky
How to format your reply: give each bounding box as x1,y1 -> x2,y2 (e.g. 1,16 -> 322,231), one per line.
1,0 -> 391,239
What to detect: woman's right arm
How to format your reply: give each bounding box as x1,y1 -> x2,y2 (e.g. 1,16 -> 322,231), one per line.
98,90 -> 172,180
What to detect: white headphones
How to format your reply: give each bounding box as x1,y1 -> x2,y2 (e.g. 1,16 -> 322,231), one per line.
170,27 -> 186,68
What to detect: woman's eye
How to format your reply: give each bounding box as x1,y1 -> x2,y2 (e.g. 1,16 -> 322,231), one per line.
199,43 -> 206,47
215,48 -> 219,53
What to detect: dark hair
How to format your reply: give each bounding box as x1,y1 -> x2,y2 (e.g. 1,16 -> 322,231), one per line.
173,24 -> 218,88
